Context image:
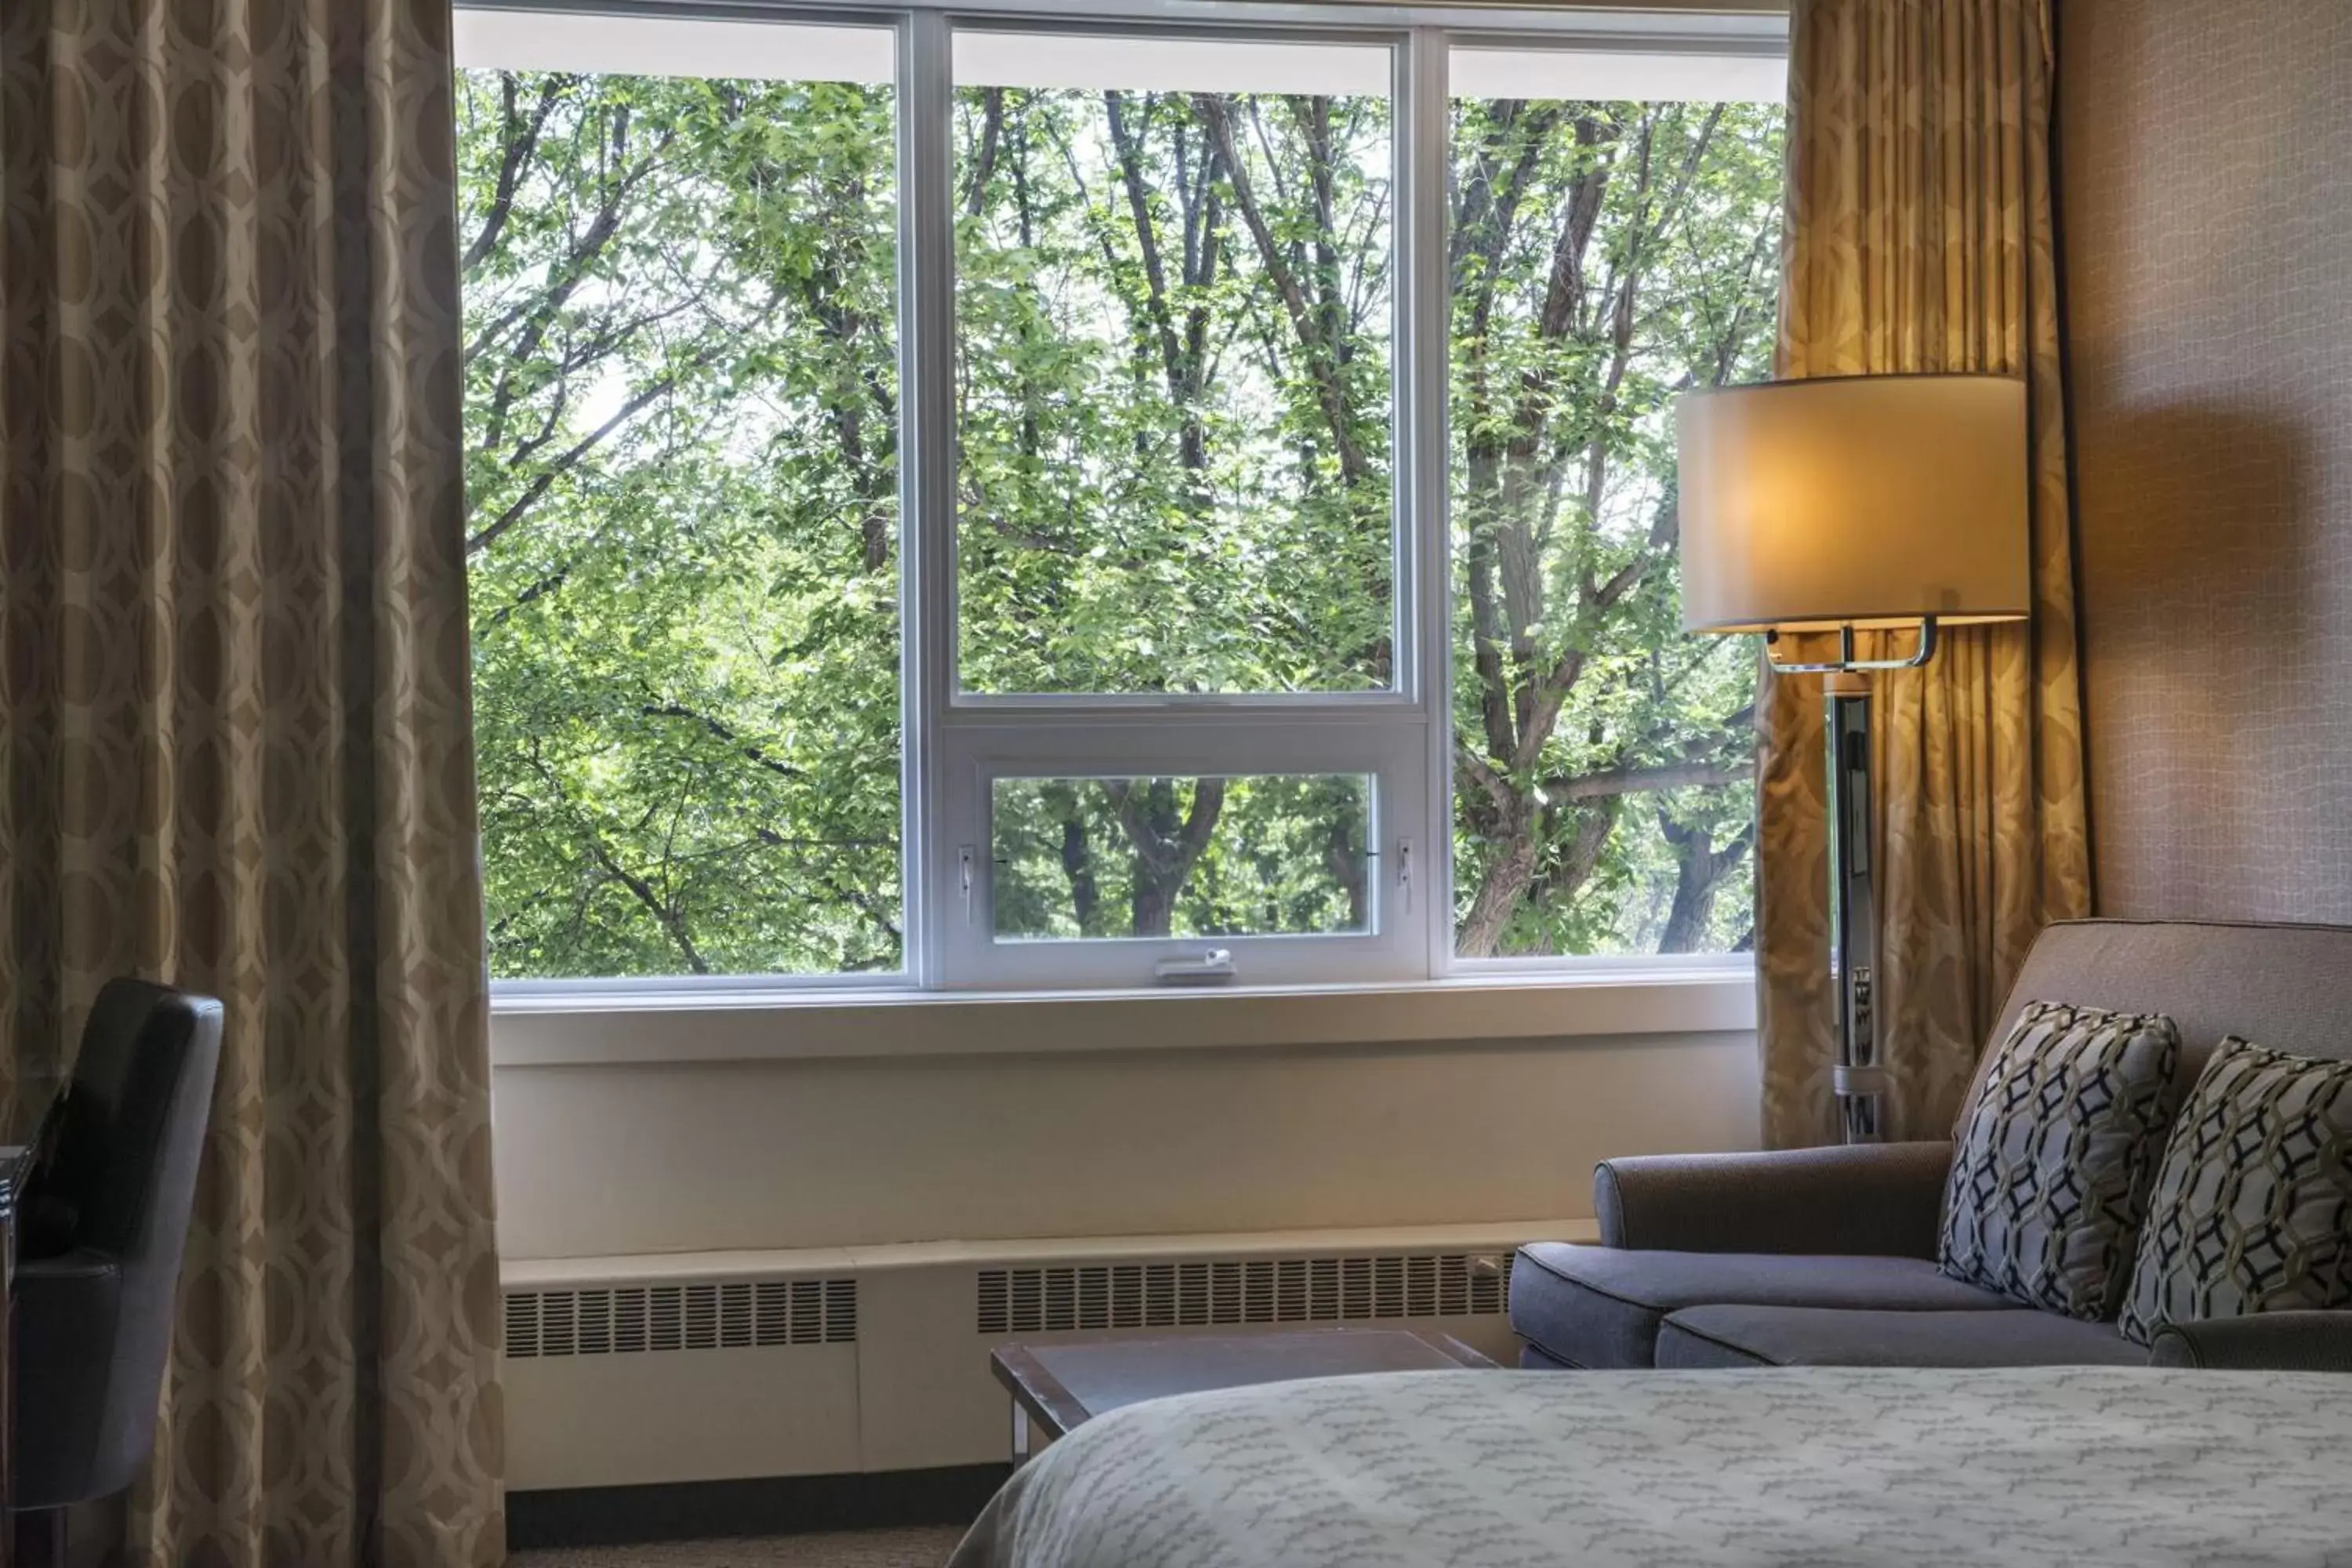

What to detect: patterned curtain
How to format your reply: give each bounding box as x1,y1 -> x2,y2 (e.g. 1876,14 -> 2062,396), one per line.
1756,0 -> 2093,1147
0,2 -> 503,1563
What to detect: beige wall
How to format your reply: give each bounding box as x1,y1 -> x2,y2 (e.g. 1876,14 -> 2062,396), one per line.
2060,0 -> 2352,920
492,1029 -> 1759,1258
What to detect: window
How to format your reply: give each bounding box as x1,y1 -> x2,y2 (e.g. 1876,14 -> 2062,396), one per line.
456,2 -> 1784,994
1446,49 -> 1784,960
991,775 -> 1374,940
458,13 -> 903,980
953,33 -> 1396,695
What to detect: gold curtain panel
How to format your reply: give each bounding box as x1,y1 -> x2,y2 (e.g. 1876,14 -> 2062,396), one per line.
1756,0 -> 2093,1147
0,1 -> 504,1562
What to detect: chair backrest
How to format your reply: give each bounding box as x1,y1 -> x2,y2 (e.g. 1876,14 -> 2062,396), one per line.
1961,917 -> 2352,1125
17,978 -> 223,1505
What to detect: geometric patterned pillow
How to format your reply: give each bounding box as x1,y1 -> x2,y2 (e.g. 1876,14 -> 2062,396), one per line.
2118,1039 -> 2352,1345
1938,1001 -> 2180,1319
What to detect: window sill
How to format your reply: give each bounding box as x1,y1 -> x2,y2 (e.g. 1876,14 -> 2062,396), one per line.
488,964 -> 1758,1067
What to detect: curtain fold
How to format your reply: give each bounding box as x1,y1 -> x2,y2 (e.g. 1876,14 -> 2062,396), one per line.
1757,0 -> 2092,1148
0,1 -> 503,1562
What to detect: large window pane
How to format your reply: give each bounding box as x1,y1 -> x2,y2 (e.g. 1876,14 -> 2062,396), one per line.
954,33 -> 1396,695
993,775 -> 1372,940
1447,64 -> 1784,958
458,16 -> 902,978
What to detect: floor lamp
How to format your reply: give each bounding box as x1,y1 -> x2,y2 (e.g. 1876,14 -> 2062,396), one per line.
1675,375 -> 2030,1143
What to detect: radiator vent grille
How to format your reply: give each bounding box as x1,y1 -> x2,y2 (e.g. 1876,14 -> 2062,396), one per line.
506,1279 -> 856,1359
975,1253 -> 1512,1337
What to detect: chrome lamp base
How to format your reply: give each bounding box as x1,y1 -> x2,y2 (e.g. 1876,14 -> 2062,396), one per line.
1828,684 -> 1886,1144
1763,619 -> 1941,1146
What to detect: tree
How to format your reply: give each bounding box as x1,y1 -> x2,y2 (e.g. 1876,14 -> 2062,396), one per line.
953,85 -> 1392,698
461,70 -> 904,977
1448,97 -> 1781,956
456,62 -> 1783,978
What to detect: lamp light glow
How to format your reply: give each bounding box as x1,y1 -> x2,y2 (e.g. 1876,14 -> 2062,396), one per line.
1676,374 -> 2031,636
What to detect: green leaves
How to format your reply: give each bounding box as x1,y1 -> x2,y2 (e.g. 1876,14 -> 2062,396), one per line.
954,88 -> 1394,697
463,68 -> 902,978
459,64 -> 1782,978
1448,96 -> 1784,957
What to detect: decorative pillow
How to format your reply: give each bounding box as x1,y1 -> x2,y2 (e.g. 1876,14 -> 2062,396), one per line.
1939,1001 -> 2180,1319
2118,1039 -> 2352,1345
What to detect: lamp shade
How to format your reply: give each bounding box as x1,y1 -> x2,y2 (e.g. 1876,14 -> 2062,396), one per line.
1675,374 -> 2030,634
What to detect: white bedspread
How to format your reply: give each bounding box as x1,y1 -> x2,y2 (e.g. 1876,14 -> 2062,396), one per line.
948,1367 -> 2352,1568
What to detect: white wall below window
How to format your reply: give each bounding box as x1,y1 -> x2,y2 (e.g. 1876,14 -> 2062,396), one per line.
491,1022 -> 1761,1259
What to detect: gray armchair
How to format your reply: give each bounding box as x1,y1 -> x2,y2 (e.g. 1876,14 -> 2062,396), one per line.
1512,919 -> 2352,1374
13,980 -> 223,1555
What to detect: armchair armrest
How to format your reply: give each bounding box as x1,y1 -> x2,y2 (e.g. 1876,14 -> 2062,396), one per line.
2147,1312 -> 2352,1372
1595,1142 -> 1954,1258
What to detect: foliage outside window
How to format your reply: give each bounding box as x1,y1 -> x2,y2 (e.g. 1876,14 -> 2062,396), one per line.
456,9 -> 1784,987
955,42 -> 1397,695
463,45 -> 904,978
1448,93 -> 1780,958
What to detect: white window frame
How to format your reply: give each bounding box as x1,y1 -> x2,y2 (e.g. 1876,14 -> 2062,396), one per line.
937,716 -> 1428,987
459,0 -> 1785,1000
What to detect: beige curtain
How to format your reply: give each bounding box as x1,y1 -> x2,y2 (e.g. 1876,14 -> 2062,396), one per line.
1757,0 -> 2093,1147
0,1 -> 503,1563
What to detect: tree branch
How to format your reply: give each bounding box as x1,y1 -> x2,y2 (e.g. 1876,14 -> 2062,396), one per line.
1192,93 -> 1371,488
586,838 -> 709,975
964,88 -> 1006,219
637,701 -> 806,782
1541,762 -> 1746,803
466,369 -> 681,556
463,73 -> 565,276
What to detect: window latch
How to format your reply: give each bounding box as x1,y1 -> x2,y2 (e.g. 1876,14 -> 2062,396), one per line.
1154,949 -> 1236,985
958,845 -> 975,925
1397,837 -> 1414,914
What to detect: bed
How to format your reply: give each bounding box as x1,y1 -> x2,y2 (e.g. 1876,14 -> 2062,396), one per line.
946,1367 -> 2352,1567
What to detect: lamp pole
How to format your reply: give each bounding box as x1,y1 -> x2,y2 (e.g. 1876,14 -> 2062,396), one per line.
1766,619 -> 1937,1145
1826,673 -> 1885,1144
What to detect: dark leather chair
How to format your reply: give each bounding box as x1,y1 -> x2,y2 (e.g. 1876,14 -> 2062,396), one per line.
12,980 -> 223,1549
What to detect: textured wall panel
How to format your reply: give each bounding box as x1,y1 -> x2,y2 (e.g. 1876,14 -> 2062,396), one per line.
2061,0 -> 2352,920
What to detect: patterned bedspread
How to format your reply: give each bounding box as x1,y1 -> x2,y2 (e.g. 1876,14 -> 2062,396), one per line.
947,1367 -> 2352,1568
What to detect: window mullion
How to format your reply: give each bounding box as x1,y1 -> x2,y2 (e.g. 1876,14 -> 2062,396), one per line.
1403,27 -> 1453,981
899,7 -> 956,989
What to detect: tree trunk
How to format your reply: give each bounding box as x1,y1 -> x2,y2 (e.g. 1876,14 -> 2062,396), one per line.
1456,801 -> 1541,957
1460,797 -> 1622,957
1656,817 -> 1754,954
1058,813 -> 1098,933
1111,778 -> 1226,938
1131,873 -> 1178,939
1657,859 -> 1718,956
1327,817 -> 1367,931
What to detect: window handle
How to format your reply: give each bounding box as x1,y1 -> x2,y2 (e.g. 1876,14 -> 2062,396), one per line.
959,845 -> 975,925
1155,949 -> 1235,985
1397,837 -> 1414,915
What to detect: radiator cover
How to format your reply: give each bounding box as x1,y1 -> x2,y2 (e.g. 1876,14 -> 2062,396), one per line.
503,1223 -> 1581,1489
